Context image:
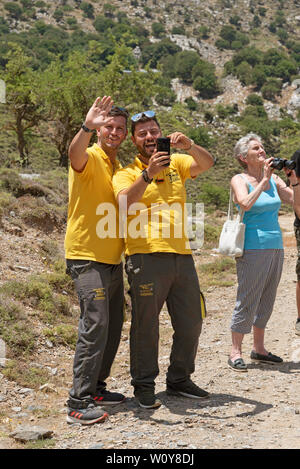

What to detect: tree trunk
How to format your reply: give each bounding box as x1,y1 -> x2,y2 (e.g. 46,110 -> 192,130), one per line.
16,115 -> 29,167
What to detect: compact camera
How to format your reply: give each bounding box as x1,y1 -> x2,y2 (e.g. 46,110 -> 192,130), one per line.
270,158 -> 296,171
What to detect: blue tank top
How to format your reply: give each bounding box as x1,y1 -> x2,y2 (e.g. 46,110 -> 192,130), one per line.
237,176 -> 283,250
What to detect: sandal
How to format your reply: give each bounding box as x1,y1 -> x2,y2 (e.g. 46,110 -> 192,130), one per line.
228,357 -> 248,372
250,351 -> 283,364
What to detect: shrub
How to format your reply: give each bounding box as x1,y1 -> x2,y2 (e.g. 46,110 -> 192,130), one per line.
4,2 -> 23,20
201,183 -> 228,210
0,295 -> 36,356
2,360 -> 49,388
93,15 -> 114,33
185,97 -> 198,111
152,22 -> 165,38
261,78 -> 282,101
44,324 -> 77,348
0,272 -> 74,321
241,105 -> 268,120
187,127 -> 213,149
246,93 -> 264,106
80,2 -> 94,19
235,61 -> 253,85
171,26 -> 183,35
193,73 -> 219,98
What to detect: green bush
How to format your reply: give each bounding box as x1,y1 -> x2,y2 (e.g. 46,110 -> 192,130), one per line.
193,73 -> 219,98
187,127 -> 213,149
201,183 -> 228,210
4,2 -> 23,20
246,94 -> 264,106
0,272 -> 73,321
44,324 -> 77,348
0,295 -> 36,356
241,105 -> 268,120
185,97 -> 198,111
216,25 -> 249,50
152,22 -> 165,38
261,78 -> 282,101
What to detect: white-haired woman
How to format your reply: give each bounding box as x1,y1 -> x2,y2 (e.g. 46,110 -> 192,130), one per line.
228,133 -> 300,371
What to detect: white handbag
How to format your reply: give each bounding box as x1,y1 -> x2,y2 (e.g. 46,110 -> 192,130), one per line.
218,186 -> 245,258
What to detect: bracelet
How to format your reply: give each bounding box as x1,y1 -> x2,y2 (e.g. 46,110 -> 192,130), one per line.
186,139 -> 194,151
141,168 -> 153,184
81,123 -> 94,133
292,182 -> 299,187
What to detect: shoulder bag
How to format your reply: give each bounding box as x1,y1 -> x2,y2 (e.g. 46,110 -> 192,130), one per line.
218,186 -> 245,258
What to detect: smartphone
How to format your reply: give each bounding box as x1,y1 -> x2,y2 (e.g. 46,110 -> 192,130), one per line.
156,137 -> 170,166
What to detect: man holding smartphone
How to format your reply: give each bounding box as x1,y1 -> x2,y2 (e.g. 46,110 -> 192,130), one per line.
113,110 -> 214,409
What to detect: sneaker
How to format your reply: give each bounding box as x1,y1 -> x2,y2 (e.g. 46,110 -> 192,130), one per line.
166,379 -> 209,399
135,388 -> 161,409
93,389 -> 126,406
296,318 -> 300,336
66,402 -> 108,425
250,351 -> 283,364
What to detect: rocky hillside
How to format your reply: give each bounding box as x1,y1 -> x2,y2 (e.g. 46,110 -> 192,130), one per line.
0,1 -> 299,180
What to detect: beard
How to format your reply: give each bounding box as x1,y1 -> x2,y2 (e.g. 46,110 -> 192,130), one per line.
136,141 -> 157,160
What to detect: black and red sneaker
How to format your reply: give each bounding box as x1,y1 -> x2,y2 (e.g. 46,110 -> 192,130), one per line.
93,389 -> 126,405
67,402 -> 108,425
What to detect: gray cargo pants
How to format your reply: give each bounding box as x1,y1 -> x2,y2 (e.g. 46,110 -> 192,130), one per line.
66,259 -> 124,407
125,253 -> 203,392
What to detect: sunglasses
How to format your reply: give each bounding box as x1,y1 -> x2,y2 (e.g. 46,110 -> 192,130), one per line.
131,110 -> 156,122
111,105 -> 129,116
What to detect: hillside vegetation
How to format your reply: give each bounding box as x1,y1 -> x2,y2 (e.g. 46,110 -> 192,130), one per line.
0,0 -> 299,210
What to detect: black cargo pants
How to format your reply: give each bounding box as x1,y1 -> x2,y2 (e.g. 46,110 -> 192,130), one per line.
125,253 -> 203,392
66,259 -> 124,407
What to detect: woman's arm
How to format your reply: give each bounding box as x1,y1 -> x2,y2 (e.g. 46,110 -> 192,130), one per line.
231,159 -> 274,211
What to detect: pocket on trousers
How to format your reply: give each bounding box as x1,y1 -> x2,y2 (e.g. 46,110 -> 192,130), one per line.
66,260 -> 92,280
125,254 -> 143,277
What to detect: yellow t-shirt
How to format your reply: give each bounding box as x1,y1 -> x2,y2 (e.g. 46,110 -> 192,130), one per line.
65,143 -> 124,264
113,154 -> 194,256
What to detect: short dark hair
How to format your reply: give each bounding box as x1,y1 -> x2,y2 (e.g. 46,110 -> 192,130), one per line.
108,106 -> 129,127
131,114 -> 160,136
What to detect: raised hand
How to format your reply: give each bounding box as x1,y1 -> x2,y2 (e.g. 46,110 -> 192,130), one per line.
84,96 -> 114,130
263,157 -> 275,181
167,132 -> 193,151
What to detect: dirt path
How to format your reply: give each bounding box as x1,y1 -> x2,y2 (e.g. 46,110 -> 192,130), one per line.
1,215 -> 300,450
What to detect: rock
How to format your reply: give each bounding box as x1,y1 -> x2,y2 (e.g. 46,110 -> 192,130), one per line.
13,265 -> 30,272
18,387 -> 34,395
39,383 -> 57,393
0,339 -> 6,367
11,407 -> 22,413
10,425 -> 53,443
88,443 -> 104,449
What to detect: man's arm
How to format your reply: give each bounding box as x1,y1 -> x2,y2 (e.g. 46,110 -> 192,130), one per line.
168,132 -> 214,177
69,96 -> 113,172
116,152 -> 170,208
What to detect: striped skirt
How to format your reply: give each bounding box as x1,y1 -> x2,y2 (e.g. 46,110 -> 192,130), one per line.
231,249 -> 284,334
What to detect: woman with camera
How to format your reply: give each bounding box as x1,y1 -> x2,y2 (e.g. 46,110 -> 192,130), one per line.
228,133 -> 300,372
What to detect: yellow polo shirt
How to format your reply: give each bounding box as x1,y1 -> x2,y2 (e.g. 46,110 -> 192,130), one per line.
113,154 -> 194,256
65,143 -> 124,264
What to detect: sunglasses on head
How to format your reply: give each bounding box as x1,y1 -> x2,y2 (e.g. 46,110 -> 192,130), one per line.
111,105 -> 129,115
131,110 -> 156,122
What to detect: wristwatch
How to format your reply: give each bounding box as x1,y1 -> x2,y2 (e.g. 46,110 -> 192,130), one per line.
81,123 -> 94,133
141,168 -> 153,184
